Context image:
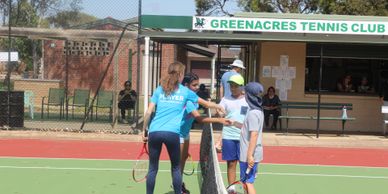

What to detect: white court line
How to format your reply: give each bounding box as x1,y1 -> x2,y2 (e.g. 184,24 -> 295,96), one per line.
1,165 -> 388,180
1,156 -> 388,170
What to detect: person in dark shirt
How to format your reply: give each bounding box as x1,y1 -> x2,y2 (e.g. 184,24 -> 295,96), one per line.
262,86 -> 281,130
196,84 -> 210,113
337,74 -> 354,92
118,80 -> 137,123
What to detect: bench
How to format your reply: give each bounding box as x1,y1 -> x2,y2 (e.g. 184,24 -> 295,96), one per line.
278,102 -> 356,136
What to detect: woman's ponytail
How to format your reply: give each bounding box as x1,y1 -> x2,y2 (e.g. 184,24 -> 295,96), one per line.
161,62 -> 185,96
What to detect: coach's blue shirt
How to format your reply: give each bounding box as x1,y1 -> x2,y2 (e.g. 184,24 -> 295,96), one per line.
180,101 -> 199,138
149,84 -> 198,134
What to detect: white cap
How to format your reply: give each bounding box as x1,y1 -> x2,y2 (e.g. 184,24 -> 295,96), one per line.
230,59 -> 245,69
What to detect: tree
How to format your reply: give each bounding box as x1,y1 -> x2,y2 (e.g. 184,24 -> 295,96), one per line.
197,0 -> 388,15
47,11 -> 97,29
0,0 -> 39,73
30,0 -> 82,27
238,0 -> 320,13
195,0 -> 236,16
320,0 -> 388,16
0,0 -> 8,25
238,0 -> 275,12
0,0 -> 83,78
11,0 -> 39,27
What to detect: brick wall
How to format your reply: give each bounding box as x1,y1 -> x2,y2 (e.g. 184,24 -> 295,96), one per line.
43,40 -> 177,97
13,79 -> 63,105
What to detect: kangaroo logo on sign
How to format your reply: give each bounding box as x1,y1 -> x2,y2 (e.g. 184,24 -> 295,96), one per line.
194,17 -> 206,28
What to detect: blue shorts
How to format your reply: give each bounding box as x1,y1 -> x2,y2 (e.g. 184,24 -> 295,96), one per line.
239,162 -> 259,184
222,139 -> 240,161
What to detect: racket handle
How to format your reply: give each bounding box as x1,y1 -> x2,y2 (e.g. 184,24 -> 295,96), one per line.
245,168 -> 251,174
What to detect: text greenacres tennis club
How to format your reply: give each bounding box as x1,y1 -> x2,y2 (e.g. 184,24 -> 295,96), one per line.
192,16 -> 388,35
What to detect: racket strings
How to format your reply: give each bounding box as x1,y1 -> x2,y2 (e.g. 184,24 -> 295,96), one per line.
132,153 -> 149,182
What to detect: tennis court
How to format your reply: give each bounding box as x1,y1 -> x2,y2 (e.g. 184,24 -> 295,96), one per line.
1,137 -> 388,194
1,157 -> 388,194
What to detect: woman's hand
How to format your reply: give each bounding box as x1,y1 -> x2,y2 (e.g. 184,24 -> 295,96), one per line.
210,103 -> 226,115
142,131 -> 148,143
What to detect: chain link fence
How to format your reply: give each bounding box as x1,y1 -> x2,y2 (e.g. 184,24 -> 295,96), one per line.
0,0 -> 140,134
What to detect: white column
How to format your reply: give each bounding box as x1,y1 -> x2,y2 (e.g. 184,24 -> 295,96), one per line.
143,37 -> 150,116
210,55 -> 216,96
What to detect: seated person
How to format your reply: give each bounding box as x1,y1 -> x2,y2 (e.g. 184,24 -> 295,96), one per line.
262,86 -> 281,130
337,75 -> 354,92
196,84 -> 210,113
118,81 -> 137,123
357,77 -> 374,93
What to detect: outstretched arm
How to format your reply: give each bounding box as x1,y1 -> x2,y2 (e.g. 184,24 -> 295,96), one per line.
198,97 -> 225,115
191,110 -> 231,125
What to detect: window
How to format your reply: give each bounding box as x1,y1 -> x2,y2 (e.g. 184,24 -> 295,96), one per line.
305,43 -> 388,95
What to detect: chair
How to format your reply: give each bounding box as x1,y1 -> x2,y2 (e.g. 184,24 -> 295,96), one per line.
41,88 -> 65,119
123,100 -> 136,123
91,90 -> 113,121
69,89 -> 90,119
24,90 -> 34,119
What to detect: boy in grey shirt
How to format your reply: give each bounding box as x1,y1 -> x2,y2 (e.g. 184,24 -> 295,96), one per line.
239,82 -> 264,194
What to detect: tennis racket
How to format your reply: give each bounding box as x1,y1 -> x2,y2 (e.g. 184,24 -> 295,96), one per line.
132,142 -> 149,182
183,153 -> 195,176
226,168 -> 251,194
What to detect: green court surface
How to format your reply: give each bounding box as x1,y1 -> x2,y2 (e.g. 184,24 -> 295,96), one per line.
1,157 -> 387,194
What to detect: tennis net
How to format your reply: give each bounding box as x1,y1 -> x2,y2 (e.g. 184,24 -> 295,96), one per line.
198,109 -> 227,194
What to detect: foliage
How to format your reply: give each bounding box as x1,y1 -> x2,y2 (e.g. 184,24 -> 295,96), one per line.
238,0 -> 275,12
0,0 -> 84,74
8,0 -> 38,27
320,0 -> 388,16
196,0 -> 388,15
0,38 -> 40,71
47,11 -> 97,29
195,0 -> 235,16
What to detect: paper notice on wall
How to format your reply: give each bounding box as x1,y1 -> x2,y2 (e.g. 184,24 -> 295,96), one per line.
286,67 -> 296,79
276,79 -> 292,90
262,66 -> 271,77
275,79 -> 286,90
280,55 -> 289,68
272,66 -> 282,78
279,89 -> 288,101
285,79 -> 292,90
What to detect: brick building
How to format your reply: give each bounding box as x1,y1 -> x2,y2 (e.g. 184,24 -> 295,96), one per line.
43,17 -> 176,96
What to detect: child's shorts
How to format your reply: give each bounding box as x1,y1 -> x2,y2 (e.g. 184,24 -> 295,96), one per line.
239,161 -> 259,183
222,139 -> 240,161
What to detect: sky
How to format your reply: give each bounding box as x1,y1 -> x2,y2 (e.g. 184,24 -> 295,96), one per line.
81,0 -> 240,20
